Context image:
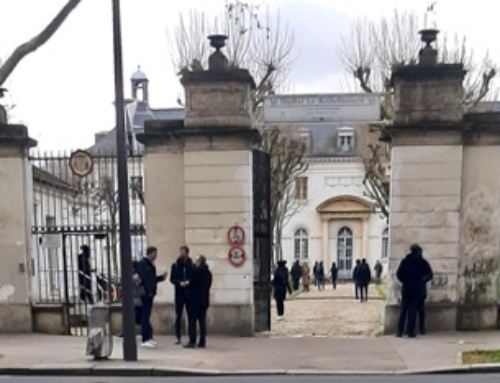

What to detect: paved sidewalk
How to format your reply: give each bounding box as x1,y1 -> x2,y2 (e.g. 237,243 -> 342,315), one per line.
0,332 -> 499,376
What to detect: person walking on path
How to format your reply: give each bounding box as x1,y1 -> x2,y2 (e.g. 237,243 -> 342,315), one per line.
272,260 -> 293,320
352,259 -> 362,299
374,260 -> 383,284
330,262 -> 338,289
312,261 -> 319,287
396,244 -> 433,338
301,263 -> 311,292
290,260 -> 302,291
185,255 -> 212,349
358,259 -> 371,302
170,245 -> 194,345
317,261 -> 326,291
136,246 -> 168,348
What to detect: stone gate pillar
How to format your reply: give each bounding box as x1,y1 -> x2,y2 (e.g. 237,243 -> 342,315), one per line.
138,35 -> 260,335
384,29 -> 466,333
0,119 -> 37,332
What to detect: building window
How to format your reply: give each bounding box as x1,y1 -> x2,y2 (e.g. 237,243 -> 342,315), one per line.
337,128 -> 355,153
337,227 -> 353,272
294,177 -> 308,200
130,176 -> 143,201
294,228 -> 309,259
381,228 -> 389,259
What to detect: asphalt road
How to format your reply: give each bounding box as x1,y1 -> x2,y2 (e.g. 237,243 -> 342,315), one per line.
0,375 -> 499,383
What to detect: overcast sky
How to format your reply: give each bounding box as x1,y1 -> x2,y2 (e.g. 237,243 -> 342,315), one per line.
1,0 -> 499,150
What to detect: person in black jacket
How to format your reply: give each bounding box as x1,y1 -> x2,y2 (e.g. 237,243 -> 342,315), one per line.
396,244 -> 433,337
185,255 -> 212,348
358,259 -> 372,302
136,246 -> 168,348
272,260 -> 293,320
170,245 -> 194,345
78,245 -> 93,304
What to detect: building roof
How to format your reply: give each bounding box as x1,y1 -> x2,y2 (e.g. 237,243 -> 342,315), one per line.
32,165 -> 77,194
131,66 -> 148,82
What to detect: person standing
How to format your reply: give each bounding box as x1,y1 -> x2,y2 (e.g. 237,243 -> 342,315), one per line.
358,259 -> 371,302
415,248 -> 433,335
170,245 -> 194,345
136,246 -> 168,348
374,260 -> 383,284
301,263 -> 311,292
272,260 -> 292,320
312,261 -> 319,287
185,255 -> 213,348
352,259 -> 362,299
330,262 -> 338,289
290,260 -> 302,291
396,244 -> 432,338
317,261 -> 326,291
78,245 -> 94,304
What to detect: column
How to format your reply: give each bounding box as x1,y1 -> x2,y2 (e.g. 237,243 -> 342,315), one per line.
321,218 -> 329,265
361,216 -> 369,260
0,123 -> 37,332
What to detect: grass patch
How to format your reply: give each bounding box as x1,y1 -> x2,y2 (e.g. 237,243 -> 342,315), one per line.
462,350 -> 500,364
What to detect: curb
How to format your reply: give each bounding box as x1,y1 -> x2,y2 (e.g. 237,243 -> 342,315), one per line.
1,364 -> 500,377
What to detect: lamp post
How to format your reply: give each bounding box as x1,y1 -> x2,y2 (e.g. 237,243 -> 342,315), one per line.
111,0 -> 137,361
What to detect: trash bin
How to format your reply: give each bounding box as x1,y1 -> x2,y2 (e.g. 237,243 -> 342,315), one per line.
86,302 -> 113,360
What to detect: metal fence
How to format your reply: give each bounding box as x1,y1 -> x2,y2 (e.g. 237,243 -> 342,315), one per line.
30,151 -> 145,335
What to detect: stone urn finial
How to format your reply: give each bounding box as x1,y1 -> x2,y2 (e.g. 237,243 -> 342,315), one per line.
208,34 -> 228,51
208,34 -> 229,71
419,29 -> 439,48
418,29 -> 439,66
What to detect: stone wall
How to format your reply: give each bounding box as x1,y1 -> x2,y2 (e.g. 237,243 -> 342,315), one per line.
0,125 -> 36,332
385,145 -> 463,332
458,144 -> 500,330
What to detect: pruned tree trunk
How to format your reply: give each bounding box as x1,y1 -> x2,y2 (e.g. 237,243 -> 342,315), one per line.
0,0 -> 82,86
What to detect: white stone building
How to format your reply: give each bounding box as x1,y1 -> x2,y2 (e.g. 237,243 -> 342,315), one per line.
263,94 -> 388,279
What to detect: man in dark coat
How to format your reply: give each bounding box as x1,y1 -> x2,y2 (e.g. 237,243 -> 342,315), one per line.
185,255 -> 212,348
78,245 -> 93,304
290,260 -> 302,291
136,246 -> 167,348
396,244 -> 433,337
170,245 -> 194,345
358,259 -> 372,302
272,260 -> 293,320
415,248 -> 433,335
352,259 -> 362,299
330,262 -> 338,289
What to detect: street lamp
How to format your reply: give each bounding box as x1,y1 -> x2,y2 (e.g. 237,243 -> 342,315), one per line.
111,0 -> 137,361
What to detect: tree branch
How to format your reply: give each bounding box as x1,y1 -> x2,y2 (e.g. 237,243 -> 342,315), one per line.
0,0 -> 81,86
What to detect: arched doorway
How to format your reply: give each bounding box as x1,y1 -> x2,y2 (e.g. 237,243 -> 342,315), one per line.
337,226 -> 353,279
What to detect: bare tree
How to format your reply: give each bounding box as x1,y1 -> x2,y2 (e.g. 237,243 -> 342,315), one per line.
261,127 -> 308,262
0,0 -> 81,86
339,8 -> 498,217
90,176 -> 120,278
168,1 -> 305,262
167,1 -> 294,112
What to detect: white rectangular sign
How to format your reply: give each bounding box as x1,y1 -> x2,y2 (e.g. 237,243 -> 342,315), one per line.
263,93 -> 381,123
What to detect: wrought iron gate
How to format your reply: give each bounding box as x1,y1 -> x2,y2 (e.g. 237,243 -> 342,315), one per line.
252,150 -> 272,332
30,151 -> 145,335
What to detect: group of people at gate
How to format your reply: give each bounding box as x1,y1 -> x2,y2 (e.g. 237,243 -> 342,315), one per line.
286,258 -> 384,295
132,245 -> 212,349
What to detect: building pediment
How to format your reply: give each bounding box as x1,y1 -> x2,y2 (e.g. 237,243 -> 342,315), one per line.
316,195 -> 374,214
